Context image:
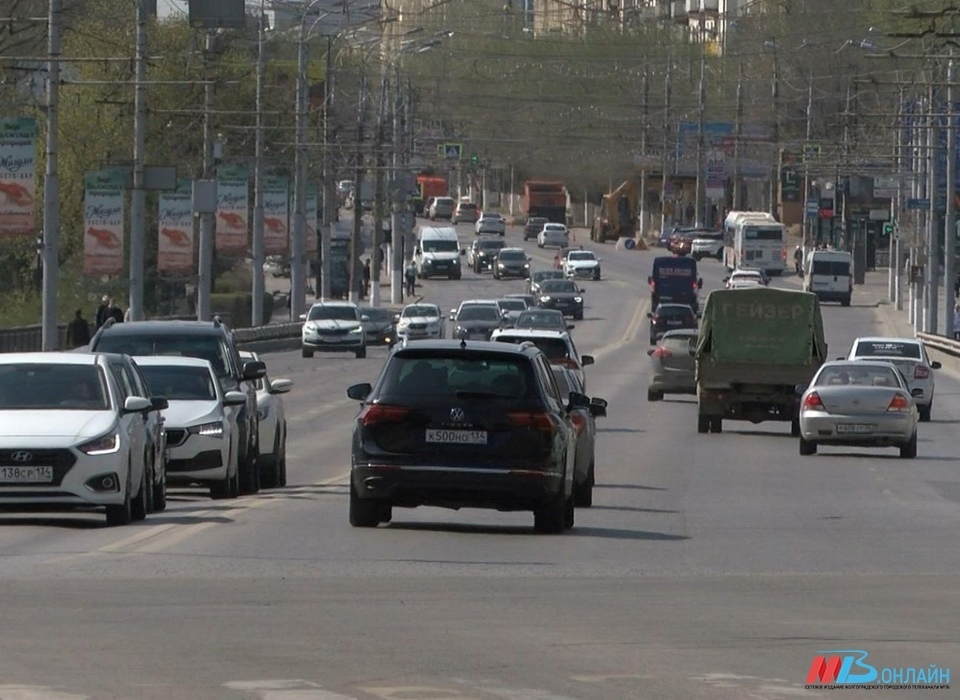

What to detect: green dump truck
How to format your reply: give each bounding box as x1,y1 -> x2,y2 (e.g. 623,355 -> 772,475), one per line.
695,287 -> 827,435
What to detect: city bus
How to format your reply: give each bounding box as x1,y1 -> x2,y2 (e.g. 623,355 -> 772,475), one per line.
722,211 -> 787,275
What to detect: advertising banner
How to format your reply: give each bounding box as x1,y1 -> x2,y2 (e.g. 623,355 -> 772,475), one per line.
0,116 -> 38,236
263,175 -> 289,255
216,164 -> 249,254
158,178 -> 194,273
83,169 -> 125,276
306,183 -> 318,253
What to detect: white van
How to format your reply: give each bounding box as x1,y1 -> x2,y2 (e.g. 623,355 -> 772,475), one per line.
414,225 -> 464,280
804,249 -> 853,306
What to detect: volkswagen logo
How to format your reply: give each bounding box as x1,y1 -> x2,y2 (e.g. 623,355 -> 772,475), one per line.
449,408 -> 465,423
10,451 -> 33,463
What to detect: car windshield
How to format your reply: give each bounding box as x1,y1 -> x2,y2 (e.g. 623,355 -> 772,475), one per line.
743,226 -> 783,241
379,353 -> 535,400
458,306 -> 500,322
812,260 -> 851,275
540,280 -> 578,293
139,365 -> 218,401
402,305 -> 439,318
308,305 -> 358,322
661,334 -> 696,353
93,334 -> 230,378
0,364 -> 109,410
568,251 -> 595,261
533,271 -> 563,282
516,311 -> 565,329
498,250 -> 526,261
421,239 -> 459,253
545,225 -> 565,232
527,218 -> 547,226
815,365 -> 902,387
495,335 -> 571,361
435,198 -> 454,205
658,306 -> 694,318
853,341 -> 922,359
497,299 -> 527,312
479,241 -> 504,251
360,308 -> 394,323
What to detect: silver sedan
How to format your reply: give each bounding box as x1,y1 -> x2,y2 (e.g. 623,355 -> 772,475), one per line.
797,360 -> 919,458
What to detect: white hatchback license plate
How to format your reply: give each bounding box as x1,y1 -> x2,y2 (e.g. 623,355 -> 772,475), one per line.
425,429 -> 487,445
0,466 -> 54,482
836,424 -> 876,434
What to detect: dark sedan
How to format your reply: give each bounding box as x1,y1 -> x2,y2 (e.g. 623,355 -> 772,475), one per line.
536,279 -> 584,320
648,303 -> 697,344
527,269 -> 565,296
452,305 -> 504,340
493,248 -> 531,279
359,306 -> 398,347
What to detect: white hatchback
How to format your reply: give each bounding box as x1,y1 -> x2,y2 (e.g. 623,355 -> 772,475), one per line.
538,223 -> 569,249
0,352 -> 158,526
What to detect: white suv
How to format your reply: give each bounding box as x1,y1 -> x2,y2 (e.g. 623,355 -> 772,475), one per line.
691,231 -> 724,261
490,328 -> 594,390
538,223 -> 569,249
136,357 -> 248,499
0,352 -> 158,526
846,337 -> 940,422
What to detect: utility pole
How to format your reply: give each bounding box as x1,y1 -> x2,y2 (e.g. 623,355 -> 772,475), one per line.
802,70 -> 813,249
638,68 -> 649,239
197,30 -> 216,322
695,53 -> 706,228
732,61 -> 743,212
128,0 -> 148,321
769,45 -> 781,219
251,2 -> 266,326
926,80 -> 939,333
320,34 -> 333,301
349,75 -> 368,304
371,74 -> 388,307
390,65 -> 403,304
944,56 -> 956,336
291,19 -> 310,319
893,85 -> 904,310
659,58 -> 672,235
41,0 -> 61,350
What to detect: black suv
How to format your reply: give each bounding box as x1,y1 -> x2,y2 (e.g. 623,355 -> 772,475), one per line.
89,318 -> 266,494
346,339 -> 587,533
648,303 -> 698,345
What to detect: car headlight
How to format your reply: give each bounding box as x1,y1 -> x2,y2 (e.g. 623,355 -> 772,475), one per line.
498,262 -> 505,268
349,326 -> 362,333
540,295 -> 551,302
453,258 -> 460,265
78,433 -> 120,455
524,263 -> 530,268
190,421 -> 224,438
574,296 -> 583,303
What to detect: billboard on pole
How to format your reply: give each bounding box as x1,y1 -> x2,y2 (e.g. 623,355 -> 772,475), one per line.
216,164 -> 249,254
0,117 -> 37,236
83,170 -> 125,276
263,175 -> 289,255
158,178 -> 194,273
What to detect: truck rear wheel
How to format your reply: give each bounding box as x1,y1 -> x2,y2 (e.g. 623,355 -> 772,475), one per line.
697,415 -> 710,434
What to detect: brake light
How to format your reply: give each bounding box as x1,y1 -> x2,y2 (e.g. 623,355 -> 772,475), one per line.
801,391 -> 823,410
887,393 -> 911,412
914,365 -> 930,379
651,346 -> 671,359
781,248 -> 787,261
508,410 -> 555,433
570,412 -> 587,435
692,280 -> 698,290
359,404 -> 411,426
650,314 -> 661,324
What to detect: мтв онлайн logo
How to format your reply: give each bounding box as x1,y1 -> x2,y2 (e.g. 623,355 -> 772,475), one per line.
806,649 -> 950,689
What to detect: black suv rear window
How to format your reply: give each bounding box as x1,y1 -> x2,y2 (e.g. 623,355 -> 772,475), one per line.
93,334 -> 231,378
379,352 -> 535,401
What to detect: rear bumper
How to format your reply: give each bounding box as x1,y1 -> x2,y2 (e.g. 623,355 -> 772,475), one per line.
352,464 -> 565,511
800,412 -> 915,445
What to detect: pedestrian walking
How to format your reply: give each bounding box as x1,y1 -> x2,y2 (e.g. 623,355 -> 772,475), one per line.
361,258 -> 371,300
94,295 -> 110,329
65,309 -> 91,349
793,245 -> 804,276
404,259 -> 417,297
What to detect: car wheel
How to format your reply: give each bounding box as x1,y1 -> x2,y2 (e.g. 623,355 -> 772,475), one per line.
533,490 -> 568,534
105,468 -> 133,526
918,404 -> 932,422
593,271 -> 601,281
799,436 -> 817,456
349,480 -> 381,527
647,389 -> 663,402
697,414 -> 710,434
355,347 -> 367,359
900,431 -> 918,458
574,311 -> 583,321
573,478 -> 593,508
790,417 -> 801,437
210,455 -> 233,499
378,502 -> 393,524
841,296 -> 851,307
564,494 -> 575,528
130,458 -> 148,522
260,432 -> 281,489
709,417 -> 722,433
238,444 -> 260,496
302,348 -> 314,358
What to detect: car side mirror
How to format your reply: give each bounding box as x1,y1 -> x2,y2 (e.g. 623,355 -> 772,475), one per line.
123,396 -> 152,414
242,360 -> 267,381
223,390 -> 248,406
646,312 -> 653,318
722,277 -> 729,283
931,361 -> 942,369
449,310 -> 457,320
269,378 -> 293,394
150,396 -> 169,411
566,391 -> 590,410
566,324 -> 575,331
794,384 -> 807,395
299,313 -> 307,321
589,397 -> 608,418
581,354 -> 595,367
346,382 -> 372,401
911,387 -> 924,397
646,348 -> 655,356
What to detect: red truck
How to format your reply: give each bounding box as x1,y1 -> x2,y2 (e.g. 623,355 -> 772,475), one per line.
522,181 -> 568,224
414,174 -> 448,215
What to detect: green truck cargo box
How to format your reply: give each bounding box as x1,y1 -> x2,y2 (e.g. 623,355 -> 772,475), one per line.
695,287 -> 827,434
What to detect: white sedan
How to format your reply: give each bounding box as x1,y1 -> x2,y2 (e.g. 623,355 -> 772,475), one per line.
724,270 -> 766,289
563,250 -> 602,280
475,213 -> 506,236
241,351 -> 292,489
538,223 -> 569,248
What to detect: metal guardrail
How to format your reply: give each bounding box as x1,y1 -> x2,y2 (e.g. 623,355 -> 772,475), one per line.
917,331 -> 960,358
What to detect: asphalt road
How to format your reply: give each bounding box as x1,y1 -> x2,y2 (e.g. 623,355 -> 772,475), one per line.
1,222 -> 958,699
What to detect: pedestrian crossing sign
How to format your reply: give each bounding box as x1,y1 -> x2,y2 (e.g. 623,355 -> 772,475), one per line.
443,142 -> 462,161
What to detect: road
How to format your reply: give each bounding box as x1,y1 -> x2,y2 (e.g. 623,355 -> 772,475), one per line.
0,222 -> 958,699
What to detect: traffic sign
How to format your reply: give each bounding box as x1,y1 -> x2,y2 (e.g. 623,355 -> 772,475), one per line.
443,142 -> 462,160
469,152 -> 479,165
907,198 -> 930,210
805,199 -> 819,216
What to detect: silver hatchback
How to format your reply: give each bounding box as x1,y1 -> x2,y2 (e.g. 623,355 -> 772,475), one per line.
646,329 -> 698,401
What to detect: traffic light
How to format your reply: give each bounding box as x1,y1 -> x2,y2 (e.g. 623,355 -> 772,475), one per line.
883,222 -> 895,236
470,153 -> 479,166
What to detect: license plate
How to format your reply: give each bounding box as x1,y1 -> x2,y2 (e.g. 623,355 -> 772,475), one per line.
666,320 -> 682,326
425,429 -> 487,445
0,466 -> 54,483
836,424 -> 876,434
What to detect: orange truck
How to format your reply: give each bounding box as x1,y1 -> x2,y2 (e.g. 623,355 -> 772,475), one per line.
522,181 -> 567,224
414,174 -> 448,215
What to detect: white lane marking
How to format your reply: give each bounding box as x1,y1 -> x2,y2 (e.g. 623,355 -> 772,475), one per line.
0,686 -> 89,700
358,687 -> 479,700
570,674 -> 653,682
224,679 -> 357,699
